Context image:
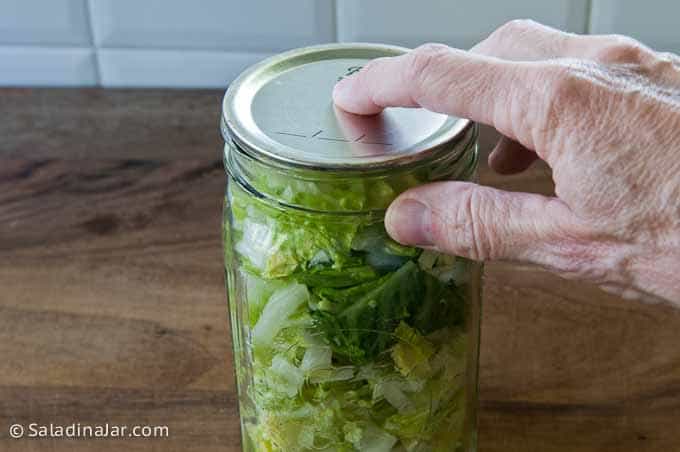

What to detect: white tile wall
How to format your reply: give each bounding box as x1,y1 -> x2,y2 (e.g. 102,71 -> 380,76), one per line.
0,46 -> 96,86
89,0 -> 335,51
336,0 -> 589,50
0,0 -> 91,45
1,0 -> 679,87
590,0 -> 680,52
99,49 -> 272,88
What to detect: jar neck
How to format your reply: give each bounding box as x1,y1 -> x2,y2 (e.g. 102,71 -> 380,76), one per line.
224,124 -> 478,215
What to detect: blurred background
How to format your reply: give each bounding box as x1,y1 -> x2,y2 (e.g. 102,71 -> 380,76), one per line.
1,0 -> 679,88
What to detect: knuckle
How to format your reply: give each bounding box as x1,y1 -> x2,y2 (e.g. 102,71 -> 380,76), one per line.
544,64 -> 584,102
461,188 -> 492,260
407,43 -> 453,102
529,62 -> 591,137
593,35 -> 649,63
496,18 -> 540,37
413,42 -> 451,56
484,19 -> 545,49
645,51 -> 679,74
408,43 -> 452,78
433,185 -> 499,261
657,51 -> 680,65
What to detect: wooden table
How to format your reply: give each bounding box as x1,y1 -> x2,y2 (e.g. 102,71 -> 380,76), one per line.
1,89 -> 678,452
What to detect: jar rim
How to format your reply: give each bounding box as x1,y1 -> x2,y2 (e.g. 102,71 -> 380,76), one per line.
224,124 -> 479,216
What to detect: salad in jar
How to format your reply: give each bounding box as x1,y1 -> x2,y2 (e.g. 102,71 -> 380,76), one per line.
224,169 -> 478,452
221,43 -> 481,452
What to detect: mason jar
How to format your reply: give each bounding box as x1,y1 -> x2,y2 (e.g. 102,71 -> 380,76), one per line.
221,43 -> 482,452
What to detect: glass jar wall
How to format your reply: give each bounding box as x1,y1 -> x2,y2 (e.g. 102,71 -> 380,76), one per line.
222,129 -> 482,451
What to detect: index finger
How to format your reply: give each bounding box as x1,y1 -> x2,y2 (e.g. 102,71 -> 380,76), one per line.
332,44 -> 559,152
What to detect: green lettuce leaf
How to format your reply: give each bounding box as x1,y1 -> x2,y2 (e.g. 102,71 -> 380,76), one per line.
295,265 -> 379,288
412,272 -> 466,334
311,261 -> 423,363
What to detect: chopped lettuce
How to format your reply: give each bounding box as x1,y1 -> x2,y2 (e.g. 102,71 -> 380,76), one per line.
238,150 -> 424,213
225,178 -> 475,451
230,185 -> 360,279
390,322 -> 435,378
252,282 -> 309,349
311,261 -> 423,363
300,346 -> 333,373
412,272 -> 466,334
244,271 -> 287,327
248,168 -> 369,212
351,223 -> 419,272
269,355 -> 305,397
354,423 -> 398,451
418,250 -> 472,286
295,265 -> 379,288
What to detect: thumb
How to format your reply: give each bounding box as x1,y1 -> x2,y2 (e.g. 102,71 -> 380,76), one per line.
385,181 -> 575,262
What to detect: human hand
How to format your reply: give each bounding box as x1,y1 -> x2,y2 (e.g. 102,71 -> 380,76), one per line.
333,20 -> 680,304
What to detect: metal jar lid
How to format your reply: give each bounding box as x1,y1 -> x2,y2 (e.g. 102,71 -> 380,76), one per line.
221,43 -> 473,171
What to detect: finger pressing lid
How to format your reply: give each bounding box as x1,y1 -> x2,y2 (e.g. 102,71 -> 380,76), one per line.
222,43 -> 473,171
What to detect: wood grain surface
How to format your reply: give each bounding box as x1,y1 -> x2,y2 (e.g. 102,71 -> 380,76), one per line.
1,89 -> 679,452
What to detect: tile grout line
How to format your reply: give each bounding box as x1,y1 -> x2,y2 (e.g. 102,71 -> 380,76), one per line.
83,0 -> 102,86
0,43 -> 96,50
333,0 -> 341,42
79,45 -> 278,54
331,0 -> 339,43
585,0 -> 594,34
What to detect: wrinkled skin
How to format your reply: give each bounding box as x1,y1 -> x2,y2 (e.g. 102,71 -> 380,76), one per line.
333,20 -> 680,304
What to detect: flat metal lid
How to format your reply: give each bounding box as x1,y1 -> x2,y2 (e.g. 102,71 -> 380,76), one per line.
222,43 -> 472,170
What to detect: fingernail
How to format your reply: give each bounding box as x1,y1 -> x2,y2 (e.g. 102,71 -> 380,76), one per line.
386,198 -> 433,247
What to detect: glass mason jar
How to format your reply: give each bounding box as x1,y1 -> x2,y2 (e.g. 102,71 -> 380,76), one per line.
222,44 -> 482,452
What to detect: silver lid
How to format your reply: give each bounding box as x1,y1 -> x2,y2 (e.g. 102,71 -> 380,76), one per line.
222,43 -> 472,170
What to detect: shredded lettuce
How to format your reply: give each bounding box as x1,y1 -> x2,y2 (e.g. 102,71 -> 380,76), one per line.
244,271 -> 287,327
231,185 -> 360,279
252,282 -> 309,349
391,322 -> 435,378
300,346 -> 333,373
418,250 -> 472,286
295,265 -> 379,288
351,223 -> 419,272
225,178 -> 474,451
269,355 -> 305,397
311,261 -> 423,363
